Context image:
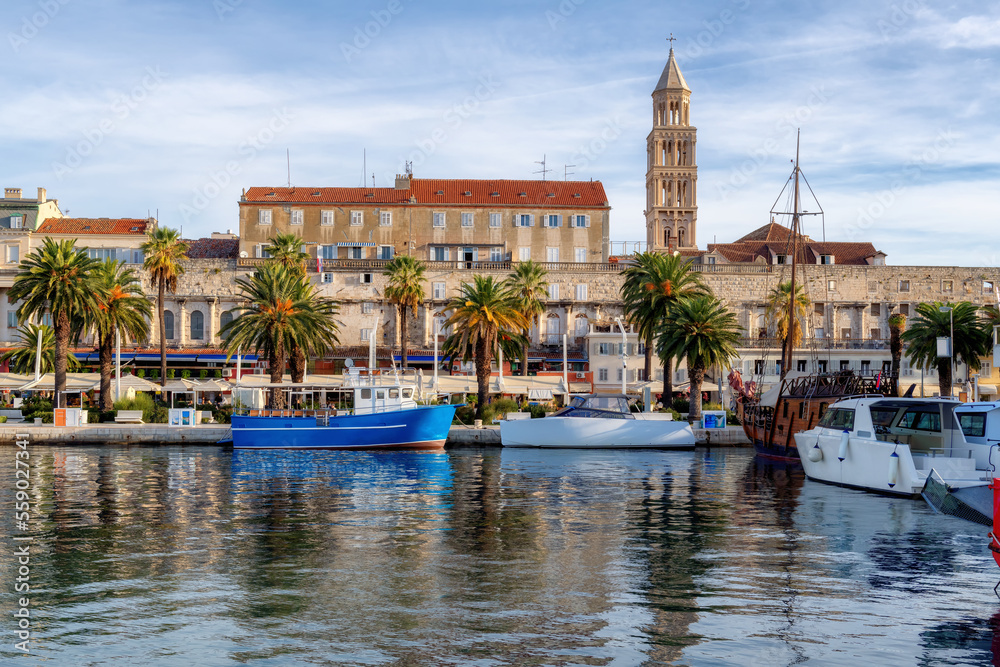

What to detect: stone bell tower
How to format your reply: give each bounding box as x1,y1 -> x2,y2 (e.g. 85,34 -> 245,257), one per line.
645,44 -> 698,250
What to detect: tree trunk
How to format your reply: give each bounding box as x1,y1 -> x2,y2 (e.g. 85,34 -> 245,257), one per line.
688,360 -> 705,423
521,328 -> 528,377
158,278 -> 167,387
400,307 -> 408,369
662,356 -> 673,409
268,343 -> 285,409
938,357 -> 952,398
289,345 -> 306,384
644,332 -> 652,383
54,310 -> 70,409
99,331 -> 114,412
475,336 -> 492,421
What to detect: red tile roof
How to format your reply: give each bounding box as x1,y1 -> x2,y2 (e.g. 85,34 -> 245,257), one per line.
708,240 -> 882,266
242,178 -> 610,208
735,222 -> 814,244
185,238 -> 240,259
36,218 -> 151,235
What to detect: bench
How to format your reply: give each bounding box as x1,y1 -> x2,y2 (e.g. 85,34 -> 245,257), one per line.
115,410 -> 145,424
0,409 -> 24,424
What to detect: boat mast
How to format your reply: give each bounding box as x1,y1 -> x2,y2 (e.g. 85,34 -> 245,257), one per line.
781,130 -> 802,381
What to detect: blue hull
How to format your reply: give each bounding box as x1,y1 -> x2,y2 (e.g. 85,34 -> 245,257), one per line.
231,404 -> 458,450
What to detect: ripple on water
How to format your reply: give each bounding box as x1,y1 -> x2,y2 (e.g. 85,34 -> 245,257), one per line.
0,446 -> 997,665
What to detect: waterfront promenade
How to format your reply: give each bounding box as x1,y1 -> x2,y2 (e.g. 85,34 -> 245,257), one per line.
0,423 -> 750,446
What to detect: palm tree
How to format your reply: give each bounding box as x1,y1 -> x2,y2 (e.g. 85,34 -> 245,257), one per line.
92,260 -> 152,411
764,280 -> 810,350
220,264 -> 340,409
655,295 -> 742,422
901,301 -> 990,397
442,276 -> 529,420
265,232 -> 308,274
141,227 -> 189,387
0,324 -> 81,375
505,260 -> 548,376
265,232 -> 312,382
8,238 -> 101,407
383,255 -> 427,369
621,252 -> 708,404
888,312 -> 906,394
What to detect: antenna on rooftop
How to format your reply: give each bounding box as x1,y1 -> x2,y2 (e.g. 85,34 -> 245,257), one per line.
564,164 -> 576,181
286,149 -> 291,188
372,172 -> 375,187
362,149 -> 366,187
534,154 -> 551,181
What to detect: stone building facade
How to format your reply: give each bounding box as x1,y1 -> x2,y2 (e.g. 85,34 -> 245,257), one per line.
237,176 -> 612,266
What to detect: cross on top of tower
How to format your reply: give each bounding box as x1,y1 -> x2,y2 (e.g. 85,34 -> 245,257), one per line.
667,34 -> 676,48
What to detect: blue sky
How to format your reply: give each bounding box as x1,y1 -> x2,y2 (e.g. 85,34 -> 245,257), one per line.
1,0 -> 997,266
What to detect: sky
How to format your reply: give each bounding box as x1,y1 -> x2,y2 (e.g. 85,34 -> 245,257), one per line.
1,0 -> 998,267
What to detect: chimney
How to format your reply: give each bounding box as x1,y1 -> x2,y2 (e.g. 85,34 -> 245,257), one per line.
4,188 -> 21,199
37,187 -> 46,203
394,174 -> 411,190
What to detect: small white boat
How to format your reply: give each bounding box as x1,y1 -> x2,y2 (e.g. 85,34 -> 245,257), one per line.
793,397 -> 994,509
500,394 -> 696,449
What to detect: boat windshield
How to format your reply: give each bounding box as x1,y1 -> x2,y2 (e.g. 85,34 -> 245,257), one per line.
958,413 -> 986,438
818,407 -> 855,430
552,395 -> 633,419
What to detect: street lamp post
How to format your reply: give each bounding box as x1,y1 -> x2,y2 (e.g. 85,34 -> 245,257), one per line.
939,306 -> 954,398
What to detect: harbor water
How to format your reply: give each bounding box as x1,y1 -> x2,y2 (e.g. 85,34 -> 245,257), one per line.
2,445 -> 998,665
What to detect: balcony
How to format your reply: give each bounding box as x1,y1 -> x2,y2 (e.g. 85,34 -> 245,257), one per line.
739,337 -> 889,351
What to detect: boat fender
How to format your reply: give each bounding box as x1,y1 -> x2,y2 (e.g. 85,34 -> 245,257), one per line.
837,430 -> 850,462
888,449 -> 900,488
807,443 -> 823,463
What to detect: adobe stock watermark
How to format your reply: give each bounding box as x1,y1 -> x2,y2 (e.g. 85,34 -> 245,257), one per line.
679,0 -> 751,61
846,127 -> 958,240
8,0 -> 71,53
546,0 -> 586,30
11,431 -> 33,654
179,108 -> 294,223
213,0 -> 242,20
715,84 -> 829,202
340,0 -> 408,62
569,116 -> 624,171
399,74 -> 501,170
51,66 -> 168,180
877,0 -> 923,42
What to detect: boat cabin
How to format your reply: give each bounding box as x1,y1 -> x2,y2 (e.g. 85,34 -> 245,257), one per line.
553,394 -> 634,419
818,397 -> 981,467
954,401 -> 1000,446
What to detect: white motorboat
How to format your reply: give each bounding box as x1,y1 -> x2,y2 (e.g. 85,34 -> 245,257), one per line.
918,400 -> 1000,525
793,397 -> 994,508
499,394 -> 696,449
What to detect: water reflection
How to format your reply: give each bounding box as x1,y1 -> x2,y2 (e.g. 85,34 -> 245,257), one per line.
0,446 -> 997,665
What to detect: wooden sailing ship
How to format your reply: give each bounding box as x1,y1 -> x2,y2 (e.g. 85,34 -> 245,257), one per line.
729,132 -> 898,462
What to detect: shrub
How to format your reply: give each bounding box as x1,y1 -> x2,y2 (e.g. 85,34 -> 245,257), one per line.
486,398 -> 519,423
528,403 -> 556,419
22,396 -> 53,421
113,392 -> 159,424
181,370 -> 191,379
213,369 -> 223,378
213,406 -> 234,424
136,369 -> 145,378
0,415 -> 6,424
149,368 -> 159,379
151,406 -> 168,423
453,405 -> 476,425
672,398 -> 690,413
199,369 -> 208,379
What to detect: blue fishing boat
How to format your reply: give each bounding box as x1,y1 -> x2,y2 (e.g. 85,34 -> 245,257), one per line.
231,367 -> 457,450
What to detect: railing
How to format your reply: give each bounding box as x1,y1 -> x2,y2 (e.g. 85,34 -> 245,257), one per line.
239,258 -> 621,272
739,337 -> 890,351
693,263 -> 773,274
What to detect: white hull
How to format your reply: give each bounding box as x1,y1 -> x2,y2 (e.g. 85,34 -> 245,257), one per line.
794,432 -> 988,498
500,416 -> 696,449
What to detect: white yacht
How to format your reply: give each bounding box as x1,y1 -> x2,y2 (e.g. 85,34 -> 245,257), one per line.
793,396 -> 993,503
500,394 -> 696,449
